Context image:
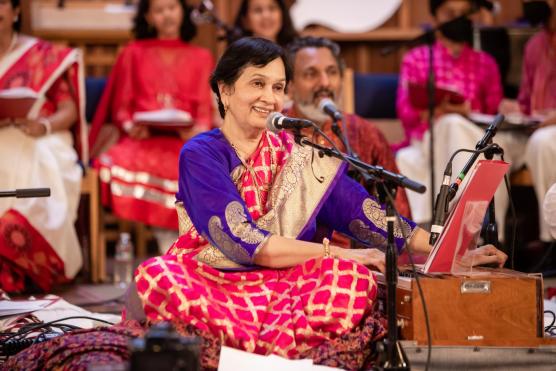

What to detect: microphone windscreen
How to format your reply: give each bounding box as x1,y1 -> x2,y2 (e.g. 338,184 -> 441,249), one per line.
266,112 -> 282,133
318,98 -> 335,113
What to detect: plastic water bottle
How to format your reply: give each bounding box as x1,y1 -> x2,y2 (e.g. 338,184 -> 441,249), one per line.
114,232 -> 134,288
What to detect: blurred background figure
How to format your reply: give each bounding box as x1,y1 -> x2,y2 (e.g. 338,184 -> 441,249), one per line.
285,36 -> 412,223
0,0 -> 85,293
500,0 -> 556,246
395,0 -> 527,239
231,0 -> 298,46
544,183 -> 556,241
88,0 -> 214,253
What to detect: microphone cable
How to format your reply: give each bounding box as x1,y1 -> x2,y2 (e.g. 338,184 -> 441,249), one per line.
429,143 -> 517,269
308,123 -> 433,371
0,316 -> 117,359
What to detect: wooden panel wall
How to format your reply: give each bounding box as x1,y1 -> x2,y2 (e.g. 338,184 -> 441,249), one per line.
24,0 -> 528,77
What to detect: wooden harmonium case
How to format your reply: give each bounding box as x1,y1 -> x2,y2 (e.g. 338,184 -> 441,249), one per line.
378,268 -> 544,346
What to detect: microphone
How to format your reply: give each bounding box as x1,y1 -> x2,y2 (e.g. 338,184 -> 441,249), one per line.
429,163 -> 452,246
266,112 -> 314,133
190,0 -> 215,25
476,113 -> 504,150
318,98 -> 343,122
190,0 -> 244,42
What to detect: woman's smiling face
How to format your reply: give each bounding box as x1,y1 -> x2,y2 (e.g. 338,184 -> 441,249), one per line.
221,57 -> 287,131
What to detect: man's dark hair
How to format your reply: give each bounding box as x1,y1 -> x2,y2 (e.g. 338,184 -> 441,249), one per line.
133,0 -> 197,41
286,36 -> 345,77
210,37 -> 292,118
429,0 -> 483,16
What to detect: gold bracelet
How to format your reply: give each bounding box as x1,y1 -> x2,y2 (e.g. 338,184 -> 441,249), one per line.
322,237 -> 331,258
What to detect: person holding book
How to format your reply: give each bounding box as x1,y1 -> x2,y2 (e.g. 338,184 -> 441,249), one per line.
395,0 -> 529,235
0,0 -> 86,292
125,37 -> 507,369
230,0 -> 298,47
499,0 -> 556,246
284,36 -> 411,223
89,0 -> 214,251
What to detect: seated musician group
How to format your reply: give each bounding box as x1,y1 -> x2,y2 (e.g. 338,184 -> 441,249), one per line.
0,0 -> 555,368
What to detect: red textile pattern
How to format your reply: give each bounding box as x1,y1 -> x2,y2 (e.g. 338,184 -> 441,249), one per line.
0,210 -> 67,293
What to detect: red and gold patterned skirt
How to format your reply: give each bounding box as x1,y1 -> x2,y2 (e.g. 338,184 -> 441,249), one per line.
135,252 -> 384,359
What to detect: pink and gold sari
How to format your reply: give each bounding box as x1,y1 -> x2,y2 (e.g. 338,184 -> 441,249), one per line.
134,130 -> 389,365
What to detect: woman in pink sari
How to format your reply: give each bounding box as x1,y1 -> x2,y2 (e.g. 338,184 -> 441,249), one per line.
127,37 -> 507,368
0,0 -> 87,292
89,0 -> 214,246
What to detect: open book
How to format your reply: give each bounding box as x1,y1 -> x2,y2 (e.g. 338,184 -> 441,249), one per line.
132,108 -> 193,130
469,112 -> 540,130
0,87 -> 38,119
408,81 -> 466,110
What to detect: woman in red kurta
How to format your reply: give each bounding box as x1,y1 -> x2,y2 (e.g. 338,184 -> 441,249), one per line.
89,0 -> 214,234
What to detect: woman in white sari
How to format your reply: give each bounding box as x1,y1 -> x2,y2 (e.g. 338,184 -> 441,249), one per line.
0,0 -> 87,293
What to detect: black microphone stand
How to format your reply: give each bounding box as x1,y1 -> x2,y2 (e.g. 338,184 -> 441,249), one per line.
376,180 -> 410,371
329,116 -> 378,248
293,132 -> 425,371
482,145 -> 504,247
429,113 -> 505,246
191,0 -> 243,44
381,7 -> 482,220
444,141 -> 504,246
0,188 -> 51,198
329,118 -> 376,187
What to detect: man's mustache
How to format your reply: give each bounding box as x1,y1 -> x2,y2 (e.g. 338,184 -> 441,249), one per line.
313,89 -> 334,102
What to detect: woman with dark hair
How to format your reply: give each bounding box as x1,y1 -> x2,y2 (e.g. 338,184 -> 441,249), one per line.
130,37 -> 506,368
232,0 -> 298,46
89,0 -> 214,247
0,0 -> 87,292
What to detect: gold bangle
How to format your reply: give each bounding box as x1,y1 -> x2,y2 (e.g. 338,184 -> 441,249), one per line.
322,237 -> 331,258
38,117 -> 52,135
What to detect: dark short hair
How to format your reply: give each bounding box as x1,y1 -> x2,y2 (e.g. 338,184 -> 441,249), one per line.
233,0 -> 298,47
286,36 -> 345,77
429,0 -> 479,16
210,37 -> 292,118
11,0 -> 21,32
133,0 -> 196,41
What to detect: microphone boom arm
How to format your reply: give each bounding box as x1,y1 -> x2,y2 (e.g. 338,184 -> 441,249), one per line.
296,135 -> 426,194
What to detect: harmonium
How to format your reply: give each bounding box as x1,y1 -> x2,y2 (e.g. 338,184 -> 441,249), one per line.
376,268 -> 553,346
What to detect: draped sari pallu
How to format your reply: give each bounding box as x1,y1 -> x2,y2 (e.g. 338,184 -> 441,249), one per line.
135,130 -> 416,358
0,38 -> 87,293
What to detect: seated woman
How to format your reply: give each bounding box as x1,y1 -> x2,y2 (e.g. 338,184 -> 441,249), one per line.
500,0 -> 556,245
129,37 -> 507,367
89,0 -> 214,246
0,0 -> 86,293
231,0 -> 298,47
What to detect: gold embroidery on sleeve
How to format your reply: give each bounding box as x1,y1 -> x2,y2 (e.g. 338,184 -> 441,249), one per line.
208,215 -> 252,265
195,244 -> 247,269
361,198 -> 414,238
225,201 -> 265,245
348,219 -> 387,247
175,202 -> 193,237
